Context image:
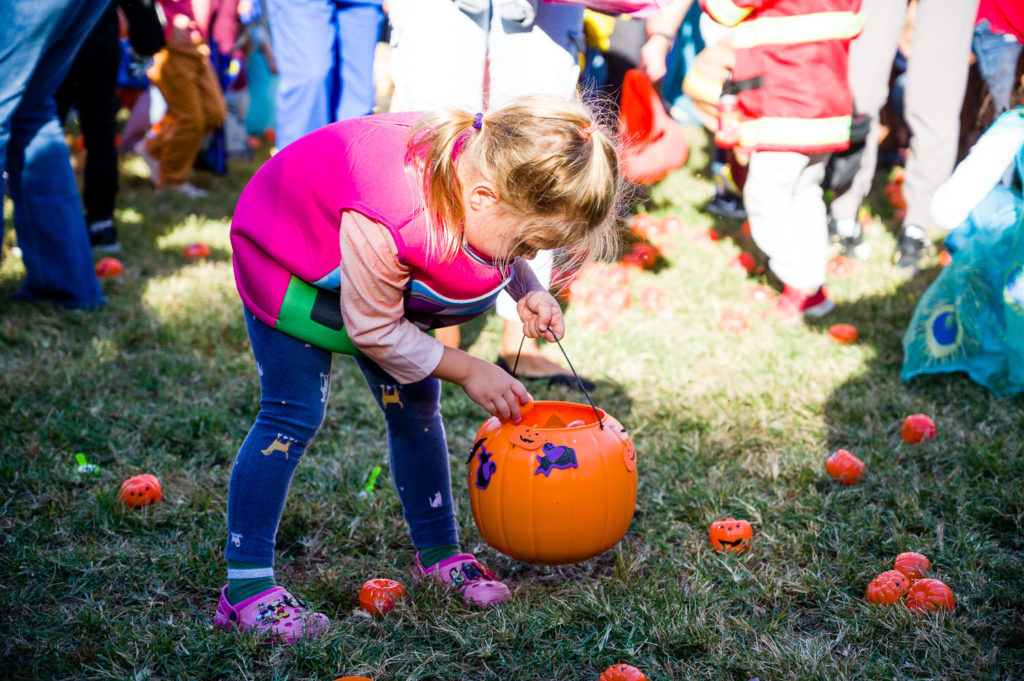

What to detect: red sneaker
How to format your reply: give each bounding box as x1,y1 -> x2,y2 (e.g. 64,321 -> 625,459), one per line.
776,285 -> 835,320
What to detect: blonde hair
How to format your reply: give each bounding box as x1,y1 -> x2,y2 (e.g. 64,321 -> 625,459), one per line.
405,95 -> 623,268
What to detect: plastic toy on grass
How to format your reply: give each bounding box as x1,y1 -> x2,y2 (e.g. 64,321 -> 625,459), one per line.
334,677 -> 373,681
468,400 -> 637,565
358,578 -> 405,617
119,474 -> 162,507
184,242 -> 211,259
905,578 -> 955,613
865,570 -> 911,605
893,552 -> 931,582
829,324 -> 858,344
827,255 -> 854,278
719,309 -> 748,335
746,284 -> 775,305
900,414 -> 936,443
730,252 -> 756,274
825,449 -> 864,485
95,257 -> 123,277
73,453 -> 100,475
708,518 -> 752,552
599,663 -> 649,681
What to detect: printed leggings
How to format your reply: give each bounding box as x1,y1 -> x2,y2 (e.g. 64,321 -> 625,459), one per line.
225,307 -> 458,566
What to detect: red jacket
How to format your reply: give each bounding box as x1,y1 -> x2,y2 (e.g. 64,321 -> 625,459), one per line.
701,0 -> 863,153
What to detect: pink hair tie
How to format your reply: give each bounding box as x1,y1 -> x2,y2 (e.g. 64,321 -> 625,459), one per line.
580,120 -> 599,140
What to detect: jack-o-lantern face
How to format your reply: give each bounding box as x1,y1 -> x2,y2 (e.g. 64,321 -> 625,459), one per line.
599,664 -> 648,681
708,518 -> 752,552
865,570 -> 910,605
468,400 -> 637,566
905,578 -> 955,613
893,552 -> 931,582
119,474 -> 162,508
509,425 -> 545,450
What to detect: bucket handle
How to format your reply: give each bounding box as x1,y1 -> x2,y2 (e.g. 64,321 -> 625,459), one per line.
511,335 -> 604,430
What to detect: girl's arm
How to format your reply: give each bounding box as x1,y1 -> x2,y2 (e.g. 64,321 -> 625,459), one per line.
339,212 -> 531,421
505,257 -> 564,342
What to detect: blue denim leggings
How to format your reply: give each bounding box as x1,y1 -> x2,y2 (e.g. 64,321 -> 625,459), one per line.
225,307 -> 458,566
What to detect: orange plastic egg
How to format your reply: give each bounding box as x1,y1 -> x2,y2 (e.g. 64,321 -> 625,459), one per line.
358,578 -> 405,617
708,518 -> 752,553
730,252 -> 756,274
824,449 -> 864,485
829,323 -> 859,344
119,474 -> 162,508
893,552 -> 931,582
599,664 -> 649,681
184,242 -> 211,259
865,569 -> 911,605
827,255 -> 854,278
95,257 -> 124,277
905,578 -> 955,613
900,414 -> 936,444
719,309 -> 748,335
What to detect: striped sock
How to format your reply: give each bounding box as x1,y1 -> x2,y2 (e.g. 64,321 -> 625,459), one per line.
226,560 -> 275,605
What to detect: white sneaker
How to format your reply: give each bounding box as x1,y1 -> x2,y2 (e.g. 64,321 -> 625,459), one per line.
162,182 -> 208,199
132,140 -> 160,182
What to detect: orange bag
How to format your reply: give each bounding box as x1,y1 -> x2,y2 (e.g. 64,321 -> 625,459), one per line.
617,69 -> 689,185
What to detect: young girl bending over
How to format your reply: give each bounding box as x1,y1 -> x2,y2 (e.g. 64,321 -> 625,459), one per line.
217,95 -> 621,643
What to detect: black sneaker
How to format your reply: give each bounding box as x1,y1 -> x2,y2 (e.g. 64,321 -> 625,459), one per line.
706,190 -> 747,220
88,219 -> 121,254
829,217 -> 871,259
892,224 -> 929,275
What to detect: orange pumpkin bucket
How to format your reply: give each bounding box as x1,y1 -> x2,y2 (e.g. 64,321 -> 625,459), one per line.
467,400 -> 637,566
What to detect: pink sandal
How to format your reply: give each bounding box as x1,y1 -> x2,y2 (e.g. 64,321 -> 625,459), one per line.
214,585 -> 329,644
413,552 -> 511,607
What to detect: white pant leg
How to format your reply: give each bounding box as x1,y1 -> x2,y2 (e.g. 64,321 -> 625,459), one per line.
387,0 -> 488,112
486,3 -> 584,106
489,3 -> 583,320
745,151 -> 830,292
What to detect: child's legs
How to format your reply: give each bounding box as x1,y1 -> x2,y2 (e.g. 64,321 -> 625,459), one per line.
353,356 -> 458,550
196,53 -> 227,132
226,307 -> 333,565
147,47 -> 205,187
744,151 -> 828,292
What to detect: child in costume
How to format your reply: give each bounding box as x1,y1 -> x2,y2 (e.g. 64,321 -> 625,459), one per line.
217,95 -> 621,643
701,0 -> 863,319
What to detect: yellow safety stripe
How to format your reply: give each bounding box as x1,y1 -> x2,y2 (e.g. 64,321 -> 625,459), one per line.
733,11 -> 865,48
682,71 -> 724,103
704,0 -> 753,27
739,115 -> 852,148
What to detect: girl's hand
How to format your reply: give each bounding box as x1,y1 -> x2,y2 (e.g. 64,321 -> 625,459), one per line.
517,291 -> 564,343
462,359 -> 532,423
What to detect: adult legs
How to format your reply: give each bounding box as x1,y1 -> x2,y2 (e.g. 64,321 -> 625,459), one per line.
333,1 -> 386,121
266,0 -> 336,147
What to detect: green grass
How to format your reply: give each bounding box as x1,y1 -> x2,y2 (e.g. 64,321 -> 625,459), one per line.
2,134 -> 1022,681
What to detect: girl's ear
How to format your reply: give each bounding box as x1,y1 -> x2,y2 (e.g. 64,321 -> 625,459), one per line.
466,180 -> 499,213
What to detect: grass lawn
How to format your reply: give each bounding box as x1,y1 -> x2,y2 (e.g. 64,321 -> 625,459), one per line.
2,132 -> 1022,681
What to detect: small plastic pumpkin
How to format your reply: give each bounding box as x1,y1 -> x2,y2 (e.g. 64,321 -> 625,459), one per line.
184,242 -> 211,259
95,257 -> 124,277
358,578 -> 405,617
119,474 -> 162,508
905,578 -> 955,613
829,323 -> 858,344
865,570 -> 910,605
900,414 -> 936,444
708,518 -> 752,553
333,677 -> 374,681
824,449 -> 865,485
468,401 -> 637,565
893,552 -> 931,582
599,664 -> 649,681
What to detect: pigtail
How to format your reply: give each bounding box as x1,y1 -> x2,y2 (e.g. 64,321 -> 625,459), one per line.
405,109 -> 480,261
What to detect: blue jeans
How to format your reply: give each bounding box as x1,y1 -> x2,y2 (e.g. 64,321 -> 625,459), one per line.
973,20 -> 1024,116
225,307 -> 458,566
0,0 -> 107,308
266,0 -> 386,148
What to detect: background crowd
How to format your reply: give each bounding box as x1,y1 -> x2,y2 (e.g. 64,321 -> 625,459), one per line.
1,0 -> 1022,392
